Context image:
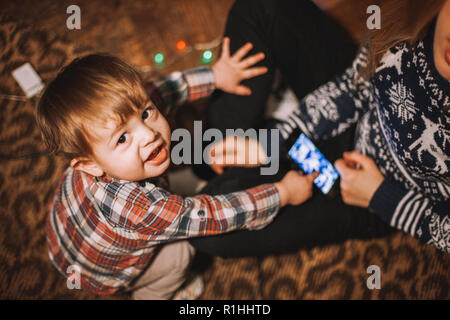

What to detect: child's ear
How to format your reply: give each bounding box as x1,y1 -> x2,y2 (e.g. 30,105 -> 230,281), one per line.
70,157 -> 104,177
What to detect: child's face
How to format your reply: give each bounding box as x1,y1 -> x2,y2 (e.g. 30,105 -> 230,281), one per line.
81,100 -> 172,181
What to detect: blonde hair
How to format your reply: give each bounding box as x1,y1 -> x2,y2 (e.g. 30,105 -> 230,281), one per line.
36,54 -> 149,159
361,0 -> 445,78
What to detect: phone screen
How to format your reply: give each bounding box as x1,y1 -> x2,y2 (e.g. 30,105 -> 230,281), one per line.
288,133 -> 339,194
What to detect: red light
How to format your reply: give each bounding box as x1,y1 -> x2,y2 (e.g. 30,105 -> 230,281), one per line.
176,40 -> 187,51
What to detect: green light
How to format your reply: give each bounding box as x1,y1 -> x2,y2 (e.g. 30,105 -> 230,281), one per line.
154,53 -> 164,64
202,50 -> 213,63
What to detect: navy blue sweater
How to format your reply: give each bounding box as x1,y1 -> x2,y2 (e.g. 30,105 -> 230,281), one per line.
277,23 -> 450,252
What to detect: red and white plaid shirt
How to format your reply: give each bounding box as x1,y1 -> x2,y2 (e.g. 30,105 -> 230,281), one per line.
46,67 -> 281,294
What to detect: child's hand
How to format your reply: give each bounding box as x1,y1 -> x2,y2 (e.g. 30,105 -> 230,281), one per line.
208,136 -> 268,174
274,171 -> 319,207
212,37 -> 268,95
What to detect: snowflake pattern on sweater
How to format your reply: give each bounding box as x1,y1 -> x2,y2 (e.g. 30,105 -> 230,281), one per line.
277,23 -> 450,252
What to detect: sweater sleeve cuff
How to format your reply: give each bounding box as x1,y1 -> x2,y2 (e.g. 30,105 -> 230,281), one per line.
368,177 -> 409,223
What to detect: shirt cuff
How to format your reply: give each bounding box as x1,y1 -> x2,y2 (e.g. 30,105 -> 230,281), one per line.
368,177 -> 409,223
245,183 -> 281,230
183,66 -> 216,101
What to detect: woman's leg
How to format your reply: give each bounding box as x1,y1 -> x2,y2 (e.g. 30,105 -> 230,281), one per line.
188,0 -> 393,257
194,0 -> 357,179
207,0 -> 357,133
189,130 -> 394,258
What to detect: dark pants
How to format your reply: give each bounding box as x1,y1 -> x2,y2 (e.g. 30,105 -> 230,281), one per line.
188,0 -> 393,258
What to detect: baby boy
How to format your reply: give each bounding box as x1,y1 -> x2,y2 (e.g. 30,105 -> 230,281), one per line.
36,38 -> 317,299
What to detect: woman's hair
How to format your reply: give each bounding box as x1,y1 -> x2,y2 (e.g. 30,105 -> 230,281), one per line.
361,0 -> 446,78
36,54 -> 149,160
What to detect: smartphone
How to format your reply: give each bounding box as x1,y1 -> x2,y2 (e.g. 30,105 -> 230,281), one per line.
288,133 -> 339,195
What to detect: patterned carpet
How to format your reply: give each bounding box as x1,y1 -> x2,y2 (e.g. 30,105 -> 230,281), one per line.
0,1 -> 449,300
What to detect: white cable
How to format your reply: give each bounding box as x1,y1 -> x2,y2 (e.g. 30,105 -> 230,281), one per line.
0,94 -> 30,102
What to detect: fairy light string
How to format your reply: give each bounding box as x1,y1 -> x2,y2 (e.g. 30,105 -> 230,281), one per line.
1,36 -> 223,103
0,37 -> 223,160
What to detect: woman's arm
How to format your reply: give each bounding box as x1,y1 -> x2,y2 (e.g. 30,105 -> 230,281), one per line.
369,177 -> 450,253
335,150 -> 450,253
276,46 -> 374,142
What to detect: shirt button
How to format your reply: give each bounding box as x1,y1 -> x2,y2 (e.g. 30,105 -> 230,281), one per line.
197,210 -> 205,217
139,181 -> 146,187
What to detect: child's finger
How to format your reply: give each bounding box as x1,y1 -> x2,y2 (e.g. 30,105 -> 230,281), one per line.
240,52 -> 265,68
221,37 -> 230,58
243,67 -> 268,79
232,42 -> 253,61
305,171 -> 319,183
210,163 -> 224,175
234,85 -> 252,95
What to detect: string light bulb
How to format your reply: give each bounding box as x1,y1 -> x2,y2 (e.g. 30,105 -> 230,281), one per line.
154,52 -> 164,64
176,40 -> 187,51
201,50 -> 213,63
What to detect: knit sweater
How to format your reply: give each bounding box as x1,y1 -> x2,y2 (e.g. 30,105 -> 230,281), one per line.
277,22 -> 450,252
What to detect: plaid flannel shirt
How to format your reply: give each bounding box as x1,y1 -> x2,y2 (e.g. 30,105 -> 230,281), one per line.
46,67 -> 281,294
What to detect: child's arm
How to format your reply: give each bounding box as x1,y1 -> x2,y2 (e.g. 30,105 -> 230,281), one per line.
274,171 -> 319,207
102,170 -> 317,242
150,37 -> 267,112
140,170 -> 317,241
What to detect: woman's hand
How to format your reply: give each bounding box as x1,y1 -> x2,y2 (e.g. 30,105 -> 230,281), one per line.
211,37 -> 268,95
334,151 -> 384,208
207,136 -> 268,174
